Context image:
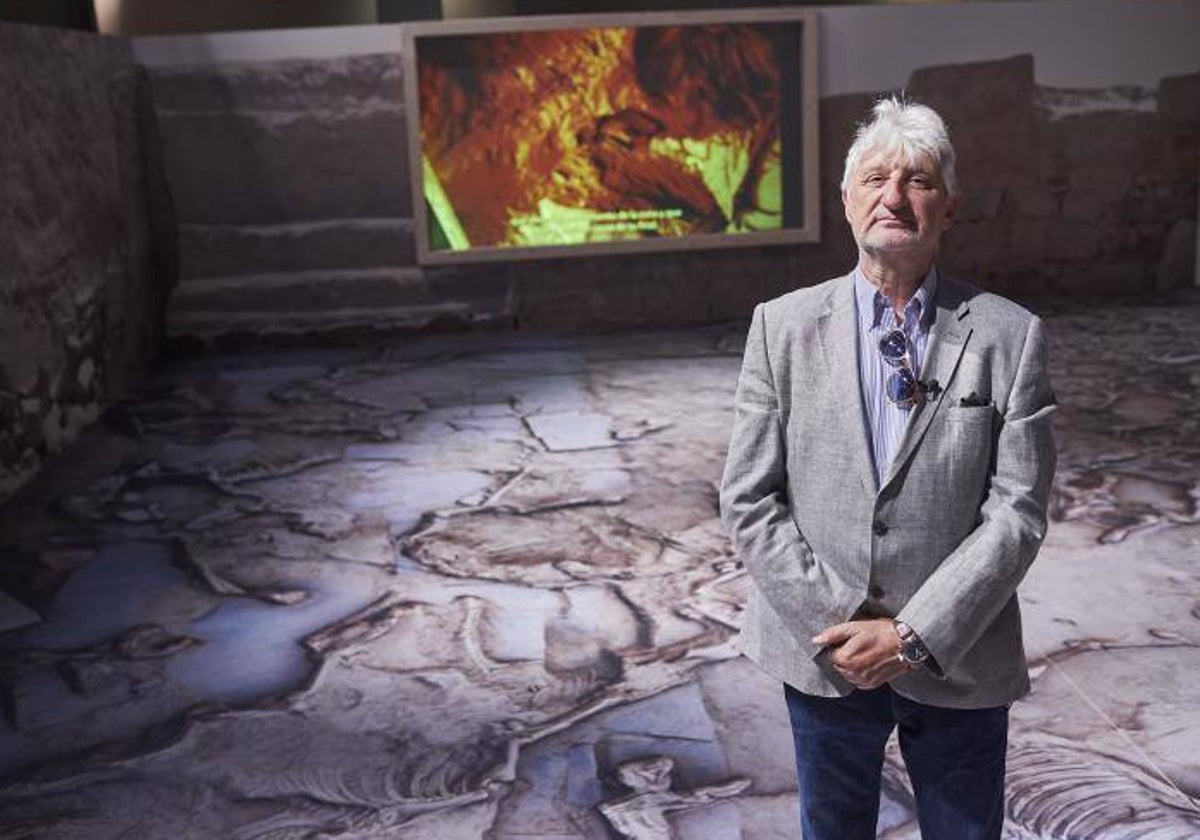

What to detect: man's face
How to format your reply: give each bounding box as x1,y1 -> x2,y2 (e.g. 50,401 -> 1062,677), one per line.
842,148 -> 956,261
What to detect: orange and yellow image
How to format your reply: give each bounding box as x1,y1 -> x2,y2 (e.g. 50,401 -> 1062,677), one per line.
416,23 -> 795,252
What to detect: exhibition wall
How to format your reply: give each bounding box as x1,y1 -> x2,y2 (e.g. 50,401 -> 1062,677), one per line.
0,22 -> 174,503
131,0 -> 1199,343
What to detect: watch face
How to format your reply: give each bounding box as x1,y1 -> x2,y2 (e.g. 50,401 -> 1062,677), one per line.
902,640 -> 929,664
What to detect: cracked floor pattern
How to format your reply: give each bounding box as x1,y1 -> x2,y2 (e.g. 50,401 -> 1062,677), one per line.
1,295 -> 1199,839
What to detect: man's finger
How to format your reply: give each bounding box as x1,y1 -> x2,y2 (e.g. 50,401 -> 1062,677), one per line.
812,623 -> 857,647
833,645 -> 915,685
833,663 -> 868,688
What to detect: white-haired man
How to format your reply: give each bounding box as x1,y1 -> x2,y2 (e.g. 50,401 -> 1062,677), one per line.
720,98 -> 1056,839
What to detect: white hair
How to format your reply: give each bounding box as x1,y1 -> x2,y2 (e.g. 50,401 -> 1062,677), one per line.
840,97 -> 958,194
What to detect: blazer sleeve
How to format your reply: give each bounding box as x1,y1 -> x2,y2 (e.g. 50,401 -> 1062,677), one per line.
720,303 -> 865,659
897,314 -> 1058,677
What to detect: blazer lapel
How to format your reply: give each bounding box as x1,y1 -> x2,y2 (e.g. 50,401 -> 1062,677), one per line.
817,276 -> 878,497
880,277 -> 973,492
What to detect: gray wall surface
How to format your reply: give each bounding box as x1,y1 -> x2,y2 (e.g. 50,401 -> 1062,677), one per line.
0,22 -> 175,504
132,0 -> 1200,96
819,0 -> 1200,97
141,1 -> 1199,343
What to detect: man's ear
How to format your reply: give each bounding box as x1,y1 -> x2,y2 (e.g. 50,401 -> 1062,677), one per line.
942,194 -> 959,230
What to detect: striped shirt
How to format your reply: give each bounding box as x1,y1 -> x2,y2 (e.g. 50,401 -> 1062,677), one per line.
854,266 -> 938,489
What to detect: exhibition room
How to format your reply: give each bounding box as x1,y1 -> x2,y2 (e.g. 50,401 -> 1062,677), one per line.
0,0 -> 1198,836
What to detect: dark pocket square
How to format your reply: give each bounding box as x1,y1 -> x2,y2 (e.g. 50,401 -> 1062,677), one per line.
959,392 -> 991,407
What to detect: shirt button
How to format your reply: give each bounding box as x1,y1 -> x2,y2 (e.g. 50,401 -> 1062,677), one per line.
869,584 -> 885,599
873,520 -> 889,536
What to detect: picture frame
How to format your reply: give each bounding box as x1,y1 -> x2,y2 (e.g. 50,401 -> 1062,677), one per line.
401,7 -> 820,266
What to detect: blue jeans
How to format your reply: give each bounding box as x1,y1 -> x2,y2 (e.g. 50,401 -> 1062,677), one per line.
784,683 -> 1008,840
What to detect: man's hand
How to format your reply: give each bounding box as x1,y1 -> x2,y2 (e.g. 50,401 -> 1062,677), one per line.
812,618 -> 913,689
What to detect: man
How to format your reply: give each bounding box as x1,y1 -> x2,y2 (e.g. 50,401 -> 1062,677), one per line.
719,98 -> 1056,839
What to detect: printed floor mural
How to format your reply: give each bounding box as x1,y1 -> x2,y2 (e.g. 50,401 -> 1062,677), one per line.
1,295 -> 1198,838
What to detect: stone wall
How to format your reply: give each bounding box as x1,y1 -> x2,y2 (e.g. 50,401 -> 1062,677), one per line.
923,56 -> 1200,298
509,54 -> 1200,327
0,22 -> 175,504
152,50 -> 1198,344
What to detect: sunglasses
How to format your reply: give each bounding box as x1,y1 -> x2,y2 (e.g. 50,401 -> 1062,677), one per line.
878,329 -> 920,407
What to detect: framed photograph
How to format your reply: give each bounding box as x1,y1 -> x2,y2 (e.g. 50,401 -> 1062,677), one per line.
401,8 -> 820,265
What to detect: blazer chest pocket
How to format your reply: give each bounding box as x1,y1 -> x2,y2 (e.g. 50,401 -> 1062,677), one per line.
947,404 -> 996,426
944,405 -> 997,479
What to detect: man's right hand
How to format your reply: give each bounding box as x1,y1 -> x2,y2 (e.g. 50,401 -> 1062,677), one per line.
813,618 -> 914,690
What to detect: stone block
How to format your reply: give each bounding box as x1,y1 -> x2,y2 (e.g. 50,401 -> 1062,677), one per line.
939,220 -> 1014,272
955,188 -> 1006,223
712,251 -> 797,321
1061,186 -> 1128,223
961,266 -> 1040,302
509,243 -> 803,332
1053,112 -> 1168,176
908,55 -> 1040,187
1044,221 -> 1105,262
1007,186 -> 1060,220
642,274 -> 714,327
157,107 -> 411,225
1157,72 -> 1200,127
422,264 -> 514,317
512,270 -> 636,332
1156,219 -> 1197,290
1112,181 -> 1197,234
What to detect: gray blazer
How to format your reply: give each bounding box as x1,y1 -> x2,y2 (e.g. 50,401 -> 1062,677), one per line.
719,272 -> 1056,709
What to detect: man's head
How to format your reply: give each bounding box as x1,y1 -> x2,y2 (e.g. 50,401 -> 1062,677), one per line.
841,98 -> 958,264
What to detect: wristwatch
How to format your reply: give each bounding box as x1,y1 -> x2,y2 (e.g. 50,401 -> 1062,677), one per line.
893,620 -> 930,665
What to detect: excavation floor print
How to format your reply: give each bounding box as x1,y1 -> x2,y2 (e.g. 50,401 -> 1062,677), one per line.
1,296 -> 1199,838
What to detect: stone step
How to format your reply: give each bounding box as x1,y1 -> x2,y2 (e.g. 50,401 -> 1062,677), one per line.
148,53 -> 405,113
165,267 -> 511,346
156,106 -> 411,225
163,265 -> 506,345
166,301 -> 493,347
178,219 -> 417,279
170,268 -> 433,313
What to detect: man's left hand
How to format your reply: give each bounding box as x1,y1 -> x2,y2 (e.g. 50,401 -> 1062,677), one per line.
812,618 -> 913,689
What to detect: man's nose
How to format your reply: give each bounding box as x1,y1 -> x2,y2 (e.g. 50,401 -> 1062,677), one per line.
881,176 -> 907,209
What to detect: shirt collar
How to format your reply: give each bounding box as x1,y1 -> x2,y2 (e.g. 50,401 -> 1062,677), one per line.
853,265 -> 938,331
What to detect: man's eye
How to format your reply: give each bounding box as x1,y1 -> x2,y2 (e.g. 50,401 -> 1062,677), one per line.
864,174 -> 886,185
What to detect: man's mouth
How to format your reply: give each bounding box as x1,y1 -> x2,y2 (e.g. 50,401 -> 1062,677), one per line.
874,217 -> 916,230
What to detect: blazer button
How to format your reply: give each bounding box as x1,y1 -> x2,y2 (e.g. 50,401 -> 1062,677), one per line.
872,520 -> 889,536
868,584 -> 885,599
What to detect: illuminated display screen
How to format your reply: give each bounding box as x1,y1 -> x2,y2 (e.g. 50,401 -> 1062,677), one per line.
402,10 -> 819,264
